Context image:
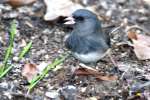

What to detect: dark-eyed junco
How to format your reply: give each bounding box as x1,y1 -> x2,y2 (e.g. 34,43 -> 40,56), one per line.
64,9 -> 110,64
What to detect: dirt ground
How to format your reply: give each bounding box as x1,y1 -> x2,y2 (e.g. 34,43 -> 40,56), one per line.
0,0 -> 150,100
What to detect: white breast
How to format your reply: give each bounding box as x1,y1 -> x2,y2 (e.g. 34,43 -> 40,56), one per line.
73,49 -> 110,63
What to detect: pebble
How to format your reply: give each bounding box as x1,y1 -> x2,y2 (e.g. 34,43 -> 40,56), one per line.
13,56 -> 19,62
0,82 -> 9,89
80,87 -> 87,93
60,85 -> 77,100
116,0 -> 126,4
37,62 -> 48,73
45,90 -> 60,100
3,11 -> 19,19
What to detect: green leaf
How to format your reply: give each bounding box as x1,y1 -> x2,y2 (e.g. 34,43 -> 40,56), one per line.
0,65 -> 13,78
9,20 -> 16,44
19,41 -> 32,60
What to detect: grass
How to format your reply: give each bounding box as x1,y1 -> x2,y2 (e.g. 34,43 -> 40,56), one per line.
0,20 -> 69,93
0,20 -> 16,78
28,53 -> 70,92
0,20 -> 32,78
18,41 -> 32,60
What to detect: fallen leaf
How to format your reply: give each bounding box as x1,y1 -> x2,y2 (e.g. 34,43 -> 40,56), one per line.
128,31 -> 150,60
74,68 -> 118,81
127,31 -> 137,40
6,0 -> 36,7
44,0 -> 83,21
22,63 -> 38,81
133,40 -> 150,60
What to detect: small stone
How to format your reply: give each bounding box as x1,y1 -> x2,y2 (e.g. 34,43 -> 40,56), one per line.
116,0 -> 126,4
118,90 -> 122,93
3,92 -> 12,99
45,91 -> 60,99
37,62 -> 48,73
80,87 -> 87,93
13,56 -> 19,62
60,85 -> 77,100
0,82 -> 9,89
3,11 -> 19,19
44,54 -> 49,59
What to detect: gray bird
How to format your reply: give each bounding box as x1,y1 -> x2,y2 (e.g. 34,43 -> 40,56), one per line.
64,9 -> 110,64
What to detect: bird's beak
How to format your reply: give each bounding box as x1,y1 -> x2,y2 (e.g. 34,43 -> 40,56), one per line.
64,16 -> 75,25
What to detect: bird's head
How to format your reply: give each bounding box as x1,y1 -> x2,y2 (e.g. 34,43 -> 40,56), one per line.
64,9 -> 101,34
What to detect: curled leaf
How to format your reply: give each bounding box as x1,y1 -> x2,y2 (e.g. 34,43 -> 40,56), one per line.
128,31 -> 150,60
127,31 -> 138,40
22,63 -> 38,82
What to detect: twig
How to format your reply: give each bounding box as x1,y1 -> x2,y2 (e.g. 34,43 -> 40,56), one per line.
79,63 -> 97,71
107,49 -> 118,68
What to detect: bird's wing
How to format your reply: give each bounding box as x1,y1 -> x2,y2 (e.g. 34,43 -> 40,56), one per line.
65,33 -> 108,54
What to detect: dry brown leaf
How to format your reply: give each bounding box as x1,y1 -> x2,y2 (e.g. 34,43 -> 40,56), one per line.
128,31 -> 150,60
22,63 -> 38,81
133,39 -> 150,60
6,0 -> 36,7
127,31 -> 138,40
44,0 -> 83,21
75,68 -> 118,81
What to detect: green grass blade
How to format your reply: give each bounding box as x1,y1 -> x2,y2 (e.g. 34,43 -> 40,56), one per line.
3,45 -> 13,66
28,53 -> 70,92
3,20 -> 16,65
9,20 -> 16,43
1,20 -> 16,73
0,65 -> 13,78
0,65 -> 4,74
18,41 -> 32,60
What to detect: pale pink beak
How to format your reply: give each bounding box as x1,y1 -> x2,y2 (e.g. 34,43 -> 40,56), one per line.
64,16 -> 75,25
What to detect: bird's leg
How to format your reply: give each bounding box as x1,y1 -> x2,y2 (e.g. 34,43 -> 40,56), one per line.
107,51 -> 121,74
105,49 -> 118,67
108,53 -> 118,67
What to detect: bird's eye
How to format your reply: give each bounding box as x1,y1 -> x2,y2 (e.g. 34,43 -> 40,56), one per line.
73,16 -> 84,21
